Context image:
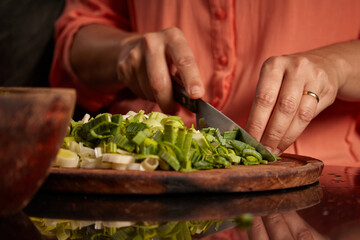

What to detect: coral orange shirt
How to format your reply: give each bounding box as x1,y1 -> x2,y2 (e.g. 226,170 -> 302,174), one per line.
51,0 -> 360,166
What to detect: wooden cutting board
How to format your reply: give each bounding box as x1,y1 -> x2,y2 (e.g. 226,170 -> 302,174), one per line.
41,153 -> 323,194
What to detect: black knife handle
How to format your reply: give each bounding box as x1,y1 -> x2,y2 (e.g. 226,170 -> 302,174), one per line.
172,76 -> 198,113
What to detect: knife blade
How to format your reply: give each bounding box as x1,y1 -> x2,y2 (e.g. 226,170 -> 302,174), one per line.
172,79 -> 276,162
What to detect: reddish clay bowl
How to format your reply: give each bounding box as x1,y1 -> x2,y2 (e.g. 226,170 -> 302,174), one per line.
0,87 -> 76,216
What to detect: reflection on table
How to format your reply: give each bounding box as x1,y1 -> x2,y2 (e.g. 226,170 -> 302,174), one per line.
0,164 -> 359,240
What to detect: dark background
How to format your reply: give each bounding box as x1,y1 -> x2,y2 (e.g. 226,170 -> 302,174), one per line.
0,0 -> 95,119
0,0 -> 65,87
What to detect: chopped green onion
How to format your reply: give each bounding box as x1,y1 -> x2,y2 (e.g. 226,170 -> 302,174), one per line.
152,129 -> 163,142
60,110 -> 269,172
132,129 -> 151,146
62,136 -> 75,149
159,148 -> 180,171
163,122 -> 178,144
243,148 -> 263,161
223,130 -> 238,140
126,122 -> 147,139
181,130 -> 194,168
215,128 -> 226,146
82,113 -> 111,133
111,134 -> 136,153
107,142 -> 117,153
175,127 -> 186,149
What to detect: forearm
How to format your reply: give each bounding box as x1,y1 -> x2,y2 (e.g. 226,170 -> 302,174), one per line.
70,24 -> 140,93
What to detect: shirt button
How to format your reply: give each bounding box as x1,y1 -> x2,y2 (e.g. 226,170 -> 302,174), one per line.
215,8 -> 227,20
218,55 -> 228,66
213,97 -> 220,106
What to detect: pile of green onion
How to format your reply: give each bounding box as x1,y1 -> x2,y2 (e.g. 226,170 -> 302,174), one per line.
56,110 -> 269,171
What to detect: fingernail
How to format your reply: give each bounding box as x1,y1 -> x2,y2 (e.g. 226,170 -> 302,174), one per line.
265,146 -> 273,153
273,148 -> 281,156
265,146 -> 281,156
190,86 -> 201,96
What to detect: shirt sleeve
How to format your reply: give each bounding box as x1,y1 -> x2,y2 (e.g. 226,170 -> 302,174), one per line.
50,0 -> 131,112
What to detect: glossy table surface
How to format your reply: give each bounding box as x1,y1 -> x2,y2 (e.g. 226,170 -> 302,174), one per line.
1,164 -> 359,240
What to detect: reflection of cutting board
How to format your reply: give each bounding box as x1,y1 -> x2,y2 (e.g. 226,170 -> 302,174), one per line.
41,153 -> 323,194
26,184 -> 322,222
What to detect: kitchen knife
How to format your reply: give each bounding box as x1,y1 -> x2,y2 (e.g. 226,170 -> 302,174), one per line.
172,79 -> 276,162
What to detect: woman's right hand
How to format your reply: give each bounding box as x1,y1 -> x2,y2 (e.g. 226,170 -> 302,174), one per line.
71,25 -> 204,114
116,27 -> 204,113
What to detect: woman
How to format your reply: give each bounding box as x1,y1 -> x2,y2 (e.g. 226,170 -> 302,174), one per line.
51,0 -> 360,166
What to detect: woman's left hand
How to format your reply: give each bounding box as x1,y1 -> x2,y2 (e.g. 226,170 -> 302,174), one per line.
246,40 -> 360,155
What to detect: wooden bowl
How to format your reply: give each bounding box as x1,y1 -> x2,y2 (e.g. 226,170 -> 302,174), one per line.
0,87 -> 76,216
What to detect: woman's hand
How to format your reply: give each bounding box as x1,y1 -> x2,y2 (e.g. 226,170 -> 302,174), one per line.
246,40 -> 360,155
117,27 -> 205,113
248,212 -> 328,240
71,25 -> 204,114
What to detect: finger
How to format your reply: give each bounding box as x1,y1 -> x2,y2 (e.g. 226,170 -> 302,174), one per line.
246,57 -> 284,142
262,213 -> 294,239
247,217 -> 270,240
260,70 -> 304,153
163,27 -> 204,99
276,90 -> 318,152
142,32 -> 177,114
282,211 -> 316,240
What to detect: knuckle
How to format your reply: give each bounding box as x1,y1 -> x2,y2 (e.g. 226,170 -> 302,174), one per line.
250,219 -> 264,232
175,55 -> 196,68
262,55 -> 284,70
280,135 -> 296,149
293,56 -> 311,68
298,107 -> 314,123
266,129 -> 283,142
247,120 -> 265,135
295,229 -> 313,240
278,96 -> 297,115
163,27 -> 183,39
163,27 -> 188,46
264,214 -> 283,224
128,48 -> 140,63
255,91 -> 277,108
142,32 -> 159,52
313,66 -> 327,81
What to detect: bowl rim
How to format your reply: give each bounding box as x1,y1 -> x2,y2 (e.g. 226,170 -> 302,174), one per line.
0,87 -> 76,96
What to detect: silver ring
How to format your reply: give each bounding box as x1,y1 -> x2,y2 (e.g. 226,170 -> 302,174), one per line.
303,90 -> 319,103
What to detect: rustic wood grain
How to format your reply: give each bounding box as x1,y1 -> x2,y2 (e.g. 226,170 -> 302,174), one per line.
42,153 -> 323,194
